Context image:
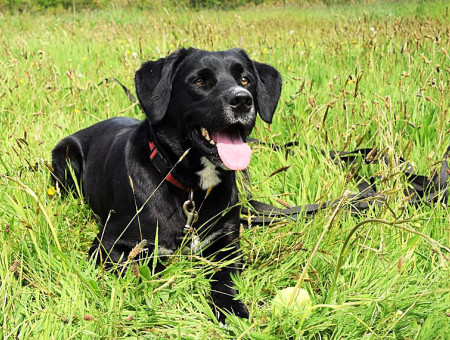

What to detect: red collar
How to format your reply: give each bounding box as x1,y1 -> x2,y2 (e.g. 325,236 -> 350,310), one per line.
149,141 -> 196,192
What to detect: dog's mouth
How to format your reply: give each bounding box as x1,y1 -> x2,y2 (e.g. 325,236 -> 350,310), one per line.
191,125 -> 252,171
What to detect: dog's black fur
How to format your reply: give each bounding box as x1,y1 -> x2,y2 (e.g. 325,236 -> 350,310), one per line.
51,48 -> 282,322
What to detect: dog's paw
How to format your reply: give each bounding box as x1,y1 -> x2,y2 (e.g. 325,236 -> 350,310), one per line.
214,299 -> 249,323
230,300 -> 250,319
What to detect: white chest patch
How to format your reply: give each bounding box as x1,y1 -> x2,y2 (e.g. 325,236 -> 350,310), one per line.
196,157 -> 222,190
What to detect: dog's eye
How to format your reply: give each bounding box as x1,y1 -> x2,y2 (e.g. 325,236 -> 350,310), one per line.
240,77 -> 250,86
194,78 -> 206,86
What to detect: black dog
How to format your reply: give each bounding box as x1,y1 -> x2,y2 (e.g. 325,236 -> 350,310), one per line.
51,48 -> 282,322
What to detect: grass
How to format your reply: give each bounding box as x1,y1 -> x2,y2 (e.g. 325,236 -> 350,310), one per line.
1,0 -> 449,338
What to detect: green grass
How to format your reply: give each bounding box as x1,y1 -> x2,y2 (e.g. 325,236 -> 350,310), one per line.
1,0 -> 449,338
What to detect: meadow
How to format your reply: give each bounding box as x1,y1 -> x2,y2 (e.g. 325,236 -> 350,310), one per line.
0,0 -> 449,338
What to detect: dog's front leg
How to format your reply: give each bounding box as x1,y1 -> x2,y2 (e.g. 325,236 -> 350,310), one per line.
202,225 -> 249,323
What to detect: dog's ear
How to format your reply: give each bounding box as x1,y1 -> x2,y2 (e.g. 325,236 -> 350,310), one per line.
252,60 -> 282,124
135,49 -> 188,124
232,49 -> 282,124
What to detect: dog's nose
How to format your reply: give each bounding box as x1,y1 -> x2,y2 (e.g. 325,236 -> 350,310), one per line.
227,89 -> 253,112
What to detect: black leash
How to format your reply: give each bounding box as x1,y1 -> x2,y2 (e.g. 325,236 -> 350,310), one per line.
241,143 -> 449,225
105,78 -> 449,226
99,78 -> 139,105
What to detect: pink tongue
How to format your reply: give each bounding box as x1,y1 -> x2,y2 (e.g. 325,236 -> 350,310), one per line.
212,131 -> 252,170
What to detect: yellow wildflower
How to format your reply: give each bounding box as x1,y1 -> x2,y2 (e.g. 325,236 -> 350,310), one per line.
347,75 -> 356,85
47,186 -> 57,196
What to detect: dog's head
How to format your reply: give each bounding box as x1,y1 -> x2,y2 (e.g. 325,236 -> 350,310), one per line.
135,48 -> 282,171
